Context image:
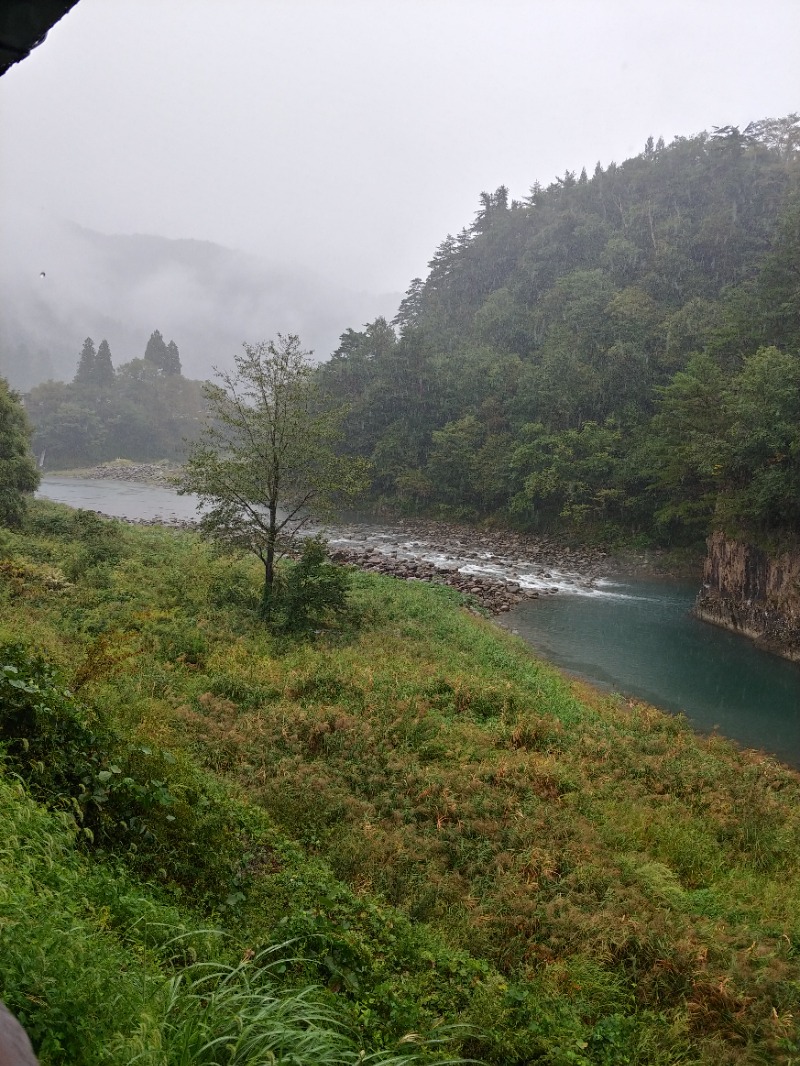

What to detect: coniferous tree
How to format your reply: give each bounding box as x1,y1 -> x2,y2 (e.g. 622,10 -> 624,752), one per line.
143,330 -> 182,375
392,278 -> 424,333
94,339 -> 115,387
74,338 -> 96,385
165,339 -> 182,376
143,330 -> 169,372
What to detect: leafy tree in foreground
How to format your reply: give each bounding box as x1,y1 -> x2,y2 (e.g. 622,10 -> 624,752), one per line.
0,378 -> 40,528
181,334 -> 368,617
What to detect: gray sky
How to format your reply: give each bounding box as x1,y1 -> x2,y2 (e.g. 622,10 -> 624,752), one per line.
1,0 -> 799,296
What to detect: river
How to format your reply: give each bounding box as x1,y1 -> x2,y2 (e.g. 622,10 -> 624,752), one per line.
504,580 -> 800,767
37,475 -> 800,768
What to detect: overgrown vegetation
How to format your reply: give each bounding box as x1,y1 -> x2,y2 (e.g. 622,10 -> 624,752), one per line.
2,500 -> 799,1063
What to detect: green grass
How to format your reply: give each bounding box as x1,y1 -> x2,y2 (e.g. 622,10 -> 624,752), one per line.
1,499 -> 800,1063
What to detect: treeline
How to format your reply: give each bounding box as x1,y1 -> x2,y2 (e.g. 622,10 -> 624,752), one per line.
320,116 -> 800,549
25,330 -> 205,467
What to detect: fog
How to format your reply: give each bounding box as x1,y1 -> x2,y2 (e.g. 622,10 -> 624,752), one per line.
1,0 -> 798,385
0,209 -> 398,386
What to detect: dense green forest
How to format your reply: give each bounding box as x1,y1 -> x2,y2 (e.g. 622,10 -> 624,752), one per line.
25,331 -> 205,467
319,117 -> 800,550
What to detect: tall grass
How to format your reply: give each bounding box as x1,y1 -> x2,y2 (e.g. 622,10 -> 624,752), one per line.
139,948 -> 467,1066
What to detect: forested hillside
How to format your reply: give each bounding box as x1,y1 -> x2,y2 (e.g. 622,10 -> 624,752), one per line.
320,117 -> 800,550
25,332 -> 206,467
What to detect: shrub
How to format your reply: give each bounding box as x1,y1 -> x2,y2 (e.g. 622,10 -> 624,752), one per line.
0,642 -> 113,816
269,537 -> 354,635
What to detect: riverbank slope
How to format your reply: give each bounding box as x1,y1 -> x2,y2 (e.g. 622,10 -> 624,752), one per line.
43,461 -> 702,613
1,499 -> 799,1063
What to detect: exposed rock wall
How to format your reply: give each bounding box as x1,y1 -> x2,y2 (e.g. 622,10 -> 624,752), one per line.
694,532 -> 800,661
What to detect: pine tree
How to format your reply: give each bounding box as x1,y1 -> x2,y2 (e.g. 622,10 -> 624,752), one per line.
74,337 -> 96,385
144,330 -> 181,375
94,339 -> 115,387
165,339 -> 182,376
143,329 -> 169,372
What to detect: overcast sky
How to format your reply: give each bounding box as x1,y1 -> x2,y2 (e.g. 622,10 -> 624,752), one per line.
1,0 -> 798,297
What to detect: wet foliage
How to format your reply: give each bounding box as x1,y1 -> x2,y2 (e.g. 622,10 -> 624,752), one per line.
320,118 -> 800,551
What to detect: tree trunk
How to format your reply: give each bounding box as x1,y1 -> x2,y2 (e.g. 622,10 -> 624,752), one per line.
261,502 -> 278,618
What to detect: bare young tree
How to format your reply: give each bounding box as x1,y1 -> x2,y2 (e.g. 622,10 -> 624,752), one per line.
180,334 -> 367,616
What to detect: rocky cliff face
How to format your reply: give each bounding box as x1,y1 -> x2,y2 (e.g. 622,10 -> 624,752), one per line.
694,532 -> 800,661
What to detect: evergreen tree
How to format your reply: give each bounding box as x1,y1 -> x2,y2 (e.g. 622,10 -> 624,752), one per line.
143,330 -> 181,375
94,339 -> 115,387
165,339 -> 182,376
74,338 -> 96,385
143,330 -> 169,372
392,278 -> 424,333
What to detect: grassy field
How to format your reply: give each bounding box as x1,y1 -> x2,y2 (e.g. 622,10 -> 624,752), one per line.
1,500 -> 799,1064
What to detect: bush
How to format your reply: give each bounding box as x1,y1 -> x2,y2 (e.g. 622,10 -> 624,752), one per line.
269,537 -> 354,635
0,643 -> 113,817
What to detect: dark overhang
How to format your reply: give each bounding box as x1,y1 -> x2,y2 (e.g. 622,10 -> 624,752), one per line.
1,1 -> 80,77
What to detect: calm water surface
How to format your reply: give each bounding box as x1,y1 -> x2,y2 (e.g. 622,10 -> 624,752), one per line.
38,476 -> 800,767
506,578 -> 800,768
37,476 -> 202,522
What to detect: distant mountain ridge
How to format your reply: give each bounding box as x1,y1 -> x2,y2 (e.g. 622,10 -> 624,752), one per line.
0,218 -> 399,388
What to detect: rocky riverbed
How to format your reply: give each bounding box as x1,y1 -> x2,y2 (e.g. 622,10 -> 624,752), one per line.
61,460 -> 180,485
325,523 -> 607,613
50,462 -> 610,614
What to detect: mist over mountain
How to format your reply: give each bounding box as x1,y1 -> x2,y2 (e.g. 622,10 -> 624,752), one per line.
0,214 -> 399,389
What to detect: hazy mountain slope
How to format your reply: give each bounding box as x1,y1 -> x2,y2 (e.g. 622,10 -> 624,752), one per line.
0,215 -> 399,389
